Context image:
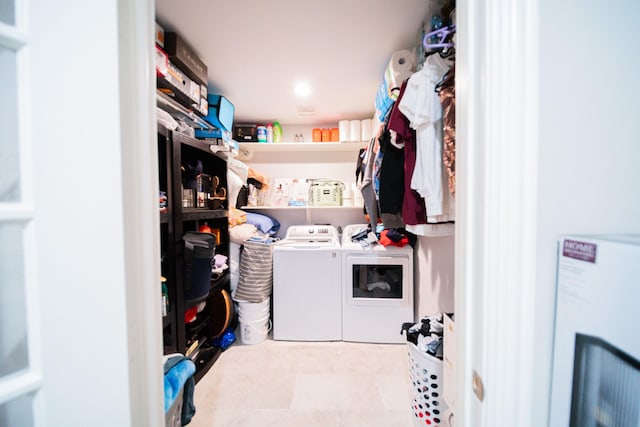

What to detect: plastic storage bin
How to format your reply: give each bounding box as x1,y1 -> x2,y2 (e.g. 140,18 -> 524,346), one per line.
183,232 -> 216,303
407,342 -> 449,426
165,387 -> 184,427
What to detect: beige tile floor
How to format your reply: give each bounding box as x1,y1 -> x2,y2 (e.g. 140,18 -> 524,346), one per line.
188,335 -> 415,427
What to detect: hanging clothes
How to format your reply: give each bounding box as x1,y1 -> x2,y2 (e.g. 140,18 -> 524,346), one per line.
388,81 -> 426,228
437,67 -> 456,196
389,78 -> 455,237
398,53 -> 455,223
378,125 -> 405,229
357,135 -> 381,232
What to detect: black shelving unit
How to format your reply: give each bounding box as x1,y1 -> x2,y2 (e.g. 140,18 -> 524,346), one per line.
158,126 -> 231,381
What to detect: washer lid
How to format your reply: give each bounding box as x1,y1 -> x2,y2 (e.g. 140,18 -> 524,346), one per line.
277,238 -> 338,248
284,225 -> 339,241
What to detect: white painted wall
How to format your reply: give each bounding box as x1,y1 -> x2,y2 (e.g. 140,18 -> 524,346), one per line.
414,235 -> 455,318
534,1 -> 640,423
28,1 -> 146,424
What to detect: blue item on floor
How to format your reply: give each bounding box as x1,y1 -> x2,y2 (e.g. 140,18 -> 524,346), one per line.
164,355 -> 196,425
212,327 -> 236,350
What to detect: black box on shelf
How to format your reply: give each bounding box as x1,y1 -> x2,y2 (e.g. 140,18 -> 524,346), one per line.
233,125 -> 258,142
164,32 -> 208,86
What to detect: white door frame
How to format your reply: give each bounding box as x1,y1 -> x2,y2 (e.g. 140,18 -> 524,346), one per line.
120,0 -> 545,424
118,0 -> 165,425
456,0 -> 540,425
23,0 -> 163,424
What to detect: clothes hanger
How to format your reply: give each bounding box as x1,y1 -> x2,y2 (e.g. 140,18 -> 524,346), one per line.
423,24 -> 456,50
435,67 -> 455,93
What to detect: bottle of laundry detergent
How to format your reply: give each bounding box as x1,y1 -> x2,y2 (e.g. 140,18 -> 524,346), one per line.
266,123 -> 274,143
273,121 -> 283,143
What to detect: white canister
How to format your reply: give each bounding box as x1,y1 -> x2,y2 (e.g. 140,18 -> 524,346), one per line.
349,120 -> 361,142
352,183 -> 364,206
338,120 -> 350,142
361,119 -> 373,142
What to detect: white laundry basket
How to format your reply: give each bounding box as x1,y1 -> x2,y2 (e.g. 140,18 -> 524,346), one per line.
407,342 -> 449,426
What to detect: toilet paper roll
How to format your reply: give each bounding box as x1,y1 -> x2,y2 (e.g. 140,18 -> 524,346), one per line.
372,116 -> 383,137
339,120 -> 350,142
349,120 -> 361,142
384,50 -> 415,99
361,119 -> 372,142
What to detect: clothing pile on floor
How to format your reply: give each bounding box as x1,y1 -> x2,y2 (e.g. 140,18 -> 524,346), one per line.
401,313 -> 450,360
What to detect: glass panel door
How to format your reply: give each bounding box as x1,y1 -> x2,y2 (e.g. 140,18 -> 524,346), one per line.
0,223 -> 28,376
0,2 -> 41,425
0,45 -> 20,201
0,1 -> 15,26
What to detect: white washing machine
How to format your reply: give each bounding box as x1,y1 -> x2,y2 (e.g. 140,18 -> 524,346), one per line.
341,224 -> 414,343
272,225 -> 342,341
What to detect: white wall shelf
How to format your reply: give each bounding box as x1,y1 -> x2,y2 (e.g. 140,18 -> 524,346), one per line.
237,141 -> 364,162
241,205 -> 362,210
242,205 -> 364,237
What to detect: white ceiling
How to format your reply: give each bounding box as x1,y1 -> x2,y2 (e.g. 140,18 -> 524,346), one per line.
155,0 -> 441,126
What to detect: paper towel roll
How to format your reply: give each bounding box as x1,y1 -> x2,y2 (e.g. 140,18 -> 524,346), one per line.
349,120 -> 361,142
389,70 -> 414,100
339,120 -> 350,142
361,119 -> 372,142
384,50 -> 415,99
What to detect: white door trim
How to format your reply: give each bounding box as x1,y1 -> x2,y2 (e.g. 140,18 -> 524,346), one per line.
456,0 -> 540,425
118,0 -> 164,425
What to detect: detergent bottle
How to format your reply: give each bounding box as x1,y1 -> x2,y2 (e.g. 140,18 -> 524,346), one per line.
266,123 -> 274,143
273,121 -> 283,143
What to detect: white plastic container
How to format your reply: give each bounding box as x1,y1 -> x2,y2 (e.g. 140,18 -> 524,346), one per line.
239,316 -> 271,345
236,298 -> 271,345
407,342 -> 448,426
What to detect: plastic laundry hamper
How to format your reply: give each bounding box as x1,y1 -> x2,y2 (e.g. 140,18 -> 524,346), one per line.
407,342 -> 449,426
165,387 -> 184,427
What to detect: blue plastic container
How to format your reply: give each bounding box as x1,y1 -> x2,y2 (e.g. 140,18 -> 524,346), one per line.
203,94 -> 234,132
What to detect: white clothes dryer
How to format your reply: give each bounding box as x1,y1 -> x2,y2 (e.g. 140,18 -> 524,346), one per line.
341,224 -> 414,343
272,225 -> 342,341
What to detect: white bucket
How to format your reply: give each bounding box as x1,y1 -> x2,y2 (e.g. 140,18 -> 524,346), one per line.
239,315 -> 272,345
236,299 -> 269,320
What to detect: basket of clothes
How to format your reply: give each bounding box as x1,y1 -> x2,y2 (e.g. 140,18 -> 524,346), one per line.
403,314 -> 449,427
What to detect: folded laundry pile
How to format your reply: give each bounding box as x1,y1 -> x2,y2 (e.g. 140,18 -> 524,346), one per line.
401,313 -> 450,360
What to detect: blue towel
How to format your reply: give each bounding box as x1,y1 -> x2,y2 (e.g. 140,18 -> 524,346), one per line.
164,356 -> 196,416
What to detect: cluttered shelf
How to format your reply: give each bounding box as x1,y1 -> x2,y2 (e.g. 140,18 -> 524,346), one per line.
181,208 -> 228,221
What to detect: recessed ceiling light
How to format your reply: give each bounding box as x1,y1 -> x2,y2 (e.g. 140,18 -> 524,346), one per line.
294,81 -> 312,97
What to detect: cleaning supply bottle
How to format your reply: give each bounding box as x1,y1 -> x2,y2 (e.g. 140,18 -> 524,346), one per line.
266,123 -> 274,143
273,121 -> 283,143
161,276 -> 169,317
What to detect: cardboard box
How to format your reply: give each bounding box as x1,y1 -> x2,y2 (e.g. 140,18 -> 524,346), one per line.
157,61 -> 201,113
155,45 -> 168,77
164,32 -> 208,85
155,22 -> 165,47
549,235 -> 640,426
